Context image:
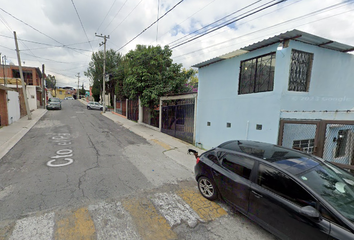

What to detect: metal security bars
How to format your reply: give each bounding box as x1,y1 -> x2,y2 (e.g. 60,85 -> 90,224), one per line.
288,49 -> 313,92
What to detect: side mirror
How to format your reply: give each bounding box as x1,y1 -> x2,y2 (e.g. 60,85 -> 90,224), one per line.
300,205 -> 320,218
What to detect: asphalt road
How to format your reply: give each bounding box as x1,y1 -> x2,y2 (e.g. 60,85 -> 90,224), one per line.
0,100 -> 276,240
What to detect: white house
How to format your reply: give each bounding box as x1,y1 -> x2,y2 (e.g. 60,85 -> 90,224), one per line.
192,29 -> 354,165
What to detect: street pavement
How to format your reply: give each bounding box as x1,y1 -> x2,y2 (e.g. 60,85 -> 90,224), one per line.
0,100 -> 276,240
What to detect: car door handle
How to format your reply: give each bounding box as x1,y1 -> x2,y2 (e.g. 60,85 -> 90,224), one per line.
252,190 -> 263,199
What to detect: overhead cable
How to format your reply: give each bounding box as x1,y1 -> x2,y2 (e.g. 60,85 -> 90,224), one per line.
117,0 -> 184,51
71,0 -> 93,51
170,0 -> 287,49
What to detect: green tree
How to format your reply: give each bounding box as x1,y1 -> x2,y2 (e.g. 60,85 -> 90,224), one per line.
79,84 -> 86,96
123,45 -> 190,108
85,49 -> 123,104
182,68 -> 198,89
45,74 -> 56,89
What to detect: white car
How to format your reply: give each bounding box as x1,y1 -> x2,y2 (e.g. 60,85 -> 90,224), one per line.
65,97 -> 74,100
87,101 -> 106,110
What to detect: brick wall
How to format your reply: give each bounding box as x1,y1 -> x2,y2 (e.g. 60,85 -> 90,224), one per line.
0,89 -> 9,126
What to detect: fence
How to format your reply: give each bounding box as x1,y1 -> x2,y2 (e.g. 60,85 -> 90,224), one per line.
279,120 -> 354,169
161,98 -> 195,144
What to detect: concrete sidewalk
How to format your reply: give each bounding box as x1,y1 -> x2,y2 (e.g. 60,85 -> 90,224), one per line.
0,108 -> 47,160
79,99 -> 203,172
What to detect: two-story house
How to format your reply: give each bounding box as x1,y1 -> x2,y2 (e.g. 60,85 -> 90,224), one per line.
192,29 -> 354,166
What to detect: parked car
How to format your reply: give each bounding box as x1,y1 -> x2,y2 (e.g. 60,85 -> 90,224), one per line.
47,97 -> 61,110
87,101 -> 106,110
64,97 -> 74,100
194,140 -> 354,240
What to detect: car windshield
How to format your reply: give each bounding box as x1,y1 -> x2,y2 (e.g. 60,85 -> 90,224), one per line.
50,98 -> 60,102
298,162 -> 354,222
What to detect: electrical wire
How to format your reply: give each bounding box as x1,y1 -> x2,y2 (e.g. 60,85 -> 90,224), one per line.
109,0 -> 143,35
168,0 -> 264,46
96,0 -> 118,33
71,0 -> 93,51
173,2 -> 354,60
170,0 -> 286,49
116,0 -> 184,51
102,0 -> 129,33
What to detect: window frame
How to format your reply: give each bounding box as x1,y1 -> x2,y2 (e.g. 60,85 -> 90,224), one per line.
238,52 -> 276,95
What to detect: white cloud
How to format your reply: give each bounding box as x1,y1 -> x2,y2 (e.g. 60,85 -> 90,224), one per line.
1,0 -> 353,87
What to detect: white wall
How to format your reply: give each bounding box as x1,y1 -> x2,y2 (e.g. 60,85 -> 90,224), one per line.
7,90 -> 20,124
26,86 -> 37,111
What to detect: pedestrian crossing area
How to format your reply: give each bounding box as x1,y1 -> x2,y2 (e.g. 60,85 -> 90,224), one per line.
0,185 -> 227,240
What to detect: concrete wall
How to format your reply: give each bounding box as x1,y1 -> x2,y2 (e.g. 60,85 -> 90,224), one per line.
7,90 -> 20,124
196,40 -> 354,150
26,86 -> 37,111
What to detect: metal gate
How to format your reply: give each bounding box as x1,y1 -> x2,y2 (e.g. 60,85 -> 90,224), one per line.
127,98 -> 139,121
279,120 -> 354,168
161,98 -> 195,144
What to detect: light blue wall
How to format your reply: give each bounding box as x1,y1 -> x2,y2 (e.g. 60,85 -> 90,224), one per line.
196,40 -> 354,150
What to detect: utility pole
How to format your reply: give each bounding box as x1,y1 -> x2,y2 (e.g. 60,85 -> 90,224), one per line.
2,55 -> 6,86
42,64 -> 45,107
76,72 -> 80,99
95,33 -> 109,113
14,31 -> 31,120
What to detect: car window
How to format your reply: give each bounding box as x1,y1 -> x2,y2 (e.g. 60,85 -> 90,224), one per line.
221,153 -> 255,180
206,152 -> 219,164
257,164 -> 316,207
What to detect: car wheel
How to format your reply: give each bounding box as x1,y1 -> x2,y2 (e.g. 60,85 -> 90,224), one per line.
100,107 -> 103,110
198,176 -> 218,200
87,106 -> 90,110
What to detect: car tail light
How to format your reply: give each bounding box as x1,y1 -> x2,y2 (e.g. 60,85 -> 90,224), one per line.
196,157 -> 200,164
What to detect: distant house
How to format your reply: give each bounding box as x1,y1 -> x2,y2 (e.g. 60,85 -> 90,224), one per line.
0,64 -> 44,109
192,29 -> 354,165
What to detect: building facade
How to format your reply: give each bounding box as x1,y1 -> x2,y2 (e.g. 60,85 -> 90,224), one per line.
193,30 -> 354,165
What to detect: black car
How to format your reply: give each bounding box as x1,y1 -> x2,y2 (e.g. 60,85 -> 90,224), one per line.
194,140 -> 354,240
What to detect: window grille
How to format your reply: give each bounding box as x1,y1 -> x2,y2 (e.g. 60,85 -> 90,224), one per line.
288,49 -> 313,92
292,139 -> 315,154
335,130 -> 349,158
238,52 -> 276,94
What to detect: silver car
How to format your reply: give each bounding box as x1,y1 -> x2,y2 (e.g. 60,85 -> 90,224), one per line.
87,101 -> 105,110
47,98 -> 62,110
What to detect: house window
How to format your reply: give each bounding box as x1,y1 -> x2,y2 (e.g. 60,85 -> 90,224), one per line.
288,49 -> 313,92
335,130 -> 349,158
238,52 -> 276,94
292,139 -> 314,154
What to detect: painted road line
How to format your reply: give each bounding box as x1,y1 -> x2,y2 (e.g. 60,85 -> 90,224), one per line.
150,139 -> 171,150
9,212 -> 55,240
55,207 -> 95,240
177,188 -> 227,221
151,192 -> 200,228
122,197 -> 177,240
88,201 -> 140,240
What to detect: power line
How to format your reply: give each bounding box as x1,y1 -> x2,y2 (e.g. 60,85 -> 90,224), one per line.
71,0 -> 93,51
170,0 -> 287,49
96,0 -> 118,33
109,0 -> 143,35
173,2 -> 354,60
117,0 -> 185,51
168,0 -> 264,47
150,0 -> 216,45
102,0 -> 129,33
